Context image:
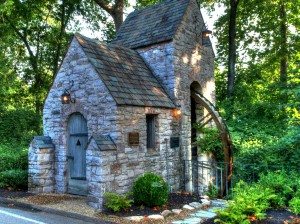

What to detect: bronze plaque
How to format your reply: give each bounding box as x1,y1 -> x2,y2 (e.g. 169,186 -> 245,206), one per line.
128,132 -> 139,146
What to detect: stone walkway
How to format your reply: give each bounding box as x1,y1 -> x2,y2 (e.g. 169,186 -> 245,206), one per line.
124,198 -> 228,223
172,199 -> 228,224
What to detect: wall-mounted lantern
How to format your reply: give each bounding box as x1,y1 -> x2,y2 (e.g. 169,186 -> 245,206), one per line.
202,29 -> 212,38
202,28 -> 212,46
173,105 -> 182,118
61,89 -> 75,104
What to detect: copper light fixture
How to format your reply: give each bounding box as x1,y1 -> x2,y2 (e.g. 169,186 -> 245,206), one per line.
202,28 -> 212,46
173,104 -> 182,118
61,89 -> 75,104
202,29 -> 212,38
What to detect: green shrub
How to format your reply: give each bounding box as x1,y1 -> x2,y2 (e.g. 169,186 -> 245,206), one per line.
258,171 -> 294,207
0,145 -> 28,172
289,196 -> 300,215
215,181 -> 275,224
132,172 -> 168,207
206,183 -> 219,199
103,192 -> 133,212
0,108 -> 41,143
0,169 -> 28,190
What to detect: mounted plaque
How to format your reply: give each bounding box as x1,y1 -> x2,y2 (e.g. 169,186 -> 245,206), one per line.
170,137 -> 180,148
128,132 -> 139,146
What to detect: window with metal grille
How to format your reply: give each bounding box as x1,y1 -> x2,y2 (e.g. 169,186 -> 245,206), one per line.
146,114 -> 156,149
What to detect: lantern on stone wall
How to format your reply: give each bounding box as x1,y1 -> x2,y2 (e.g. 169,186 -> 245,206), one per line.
173,105 -> 182,118
61,89 -> 75,104
202,28 -> 212,46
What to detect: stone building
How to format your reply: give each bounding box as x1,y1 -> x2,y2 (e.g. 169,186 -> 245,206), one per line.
28,0 -> 215,210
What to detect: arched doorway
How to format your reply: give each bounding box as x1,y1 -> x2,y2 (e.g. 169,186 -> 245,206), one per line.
190,81 -> 203,194
190,81 -> 203,159
67,113 -> 88,195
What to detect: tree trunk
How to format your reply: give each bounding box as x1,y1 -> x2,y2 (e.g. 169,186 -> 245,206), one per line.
227,0 -> 239,99
94,0 -> 124,32
112,1 -> 124,32
279,0 -> 288,86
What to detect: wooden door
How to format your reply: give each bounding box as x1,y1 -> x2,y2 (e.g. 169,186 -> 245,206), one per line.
67,113 -> 88,195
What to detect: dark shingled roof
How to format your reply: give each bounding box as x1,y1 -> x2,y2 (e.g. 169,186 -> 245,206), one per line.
91,135 -> 117,151
112,0 -> 190,49
75,34 -> 175,108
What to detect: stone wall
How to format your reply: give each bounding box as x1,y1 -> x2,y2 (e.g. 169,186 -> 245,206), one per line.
28,136 -> 55,193
43,38 -> 117,193
173,0 -> 215,193
136,0 -> 215,194
137,42 -> 175,100
86,105 -> 182,209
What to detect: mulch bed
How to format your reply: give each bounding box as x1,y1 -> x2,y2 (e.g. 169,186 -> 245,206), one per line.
103,192 -> 202,217
0,188 -> 33,199
202,209 -> 300,224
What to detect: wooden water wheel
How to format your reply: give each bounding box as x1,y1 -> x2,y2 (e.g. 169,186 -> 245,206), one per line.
191,91 -> 233,195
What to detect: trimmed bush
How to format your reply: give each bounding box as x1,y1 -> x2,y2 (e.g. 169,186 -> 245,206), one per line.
104,192 -> 133,212
0,144 -> 28,190
0,145 -> 28,172
0,169 -> 28,190
132,172 -> 168,207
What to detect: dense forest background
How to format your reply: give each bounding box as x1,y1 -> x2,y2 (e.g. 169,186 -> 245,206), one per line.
0,0 -> 299,188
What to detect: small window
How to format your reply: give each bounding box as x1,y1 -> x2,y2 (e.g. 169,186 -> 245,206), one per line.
146,114 -> 157,149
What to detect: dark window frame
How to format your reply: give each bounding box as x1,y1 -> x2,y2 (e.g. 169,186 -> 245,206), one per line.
146,114 -> 157,150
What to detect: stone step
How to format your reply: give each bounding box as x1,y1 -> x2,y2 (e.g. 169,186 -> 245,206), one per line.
211,199 -> 228,208
172,217 -> 203,224
191,210 -> 217,219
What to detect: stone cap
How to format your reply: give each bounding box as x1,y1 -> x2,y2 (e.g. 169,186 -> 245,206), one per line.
75,34 -> 175,109
31,136 -> 54,149
90,135 -> 117,151
112,0 -> 190,49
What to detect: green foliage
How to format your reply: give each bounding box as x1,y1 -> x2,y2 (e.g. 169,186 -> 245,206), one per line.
194,127 -> 224,161
103,192 -> 133,212
206,183 -> 219,199
132,172 -> 169,207
135,0 -> 162,8
216,172 -> 300,223
0,169 -> 28,190
0,143 -> 28,190
215,181 -> 276,224
289,197 -> 300,215
0,108 -> 41,143
0,144 -> 28,172
258,171 -> 295,207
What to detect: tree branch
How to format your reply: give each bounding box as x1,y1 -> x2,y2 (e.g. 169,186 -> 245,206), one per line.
94,0 -> 113,14
4,15 -> 37,71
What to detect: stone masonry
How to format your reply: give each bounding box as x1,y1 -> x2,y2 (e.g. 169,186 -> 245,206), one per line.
28,0 -> 215,210
28,136 -> 55,193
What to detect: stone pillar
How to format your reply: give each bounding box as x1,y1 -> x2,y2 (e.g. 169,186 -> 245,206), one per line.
28,136 -> 55,193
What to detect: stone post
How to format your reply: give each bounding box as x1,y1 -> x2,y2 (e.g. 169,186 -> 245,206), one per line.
28,136 -> 55,193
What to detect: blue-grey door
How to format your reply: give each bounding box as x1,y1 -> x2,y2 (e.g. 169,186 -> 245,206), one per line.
67,113 -> 88,195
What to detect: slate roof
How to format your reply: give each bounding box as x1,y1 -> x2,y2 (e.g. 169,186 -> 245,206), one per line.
75,34 -> 175,108
91,135 -> 117,151
112,0 -> 190,49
